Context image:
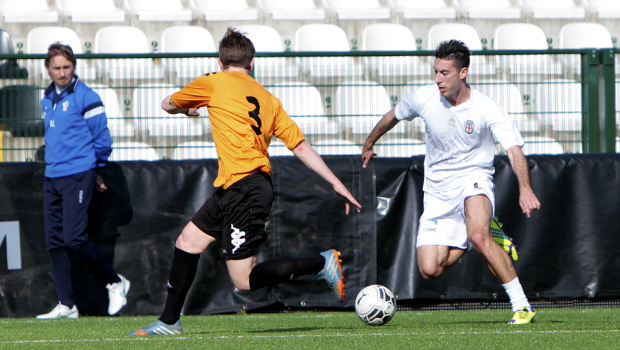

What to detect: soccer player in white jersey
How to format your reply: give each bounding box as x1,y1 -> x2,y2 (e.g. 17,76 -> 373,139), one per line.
361,40 -> 541,324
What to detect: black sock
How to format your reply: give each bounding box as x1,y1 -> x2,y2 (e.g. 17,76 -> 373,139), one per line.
249,255 -> 325,291
159,247 -> 200,325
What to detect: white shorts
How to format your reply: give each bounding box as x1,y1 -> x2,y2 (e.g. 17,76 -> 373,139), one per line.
416,177 -> 495,249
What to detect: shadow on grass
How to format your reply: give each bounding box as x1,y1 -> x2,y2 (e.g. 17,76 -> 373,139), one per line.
192,326 -> 359,335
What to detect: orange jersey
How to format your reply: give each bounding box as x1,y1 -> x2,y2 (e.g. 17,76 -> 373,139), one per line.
171,71 -> 305,188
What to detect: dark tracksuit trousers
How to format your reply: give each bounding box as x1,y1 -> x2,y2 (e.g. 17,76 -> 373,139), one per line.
43,169 -> 119,308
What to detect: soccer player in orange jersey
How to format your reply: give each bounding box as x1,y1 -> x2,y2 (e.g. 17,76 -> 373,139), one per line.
130,28 -> 361,336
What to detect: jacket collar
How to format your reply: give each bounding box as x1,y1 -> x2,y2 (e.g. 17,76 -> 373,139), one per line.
44,75 -> 80,97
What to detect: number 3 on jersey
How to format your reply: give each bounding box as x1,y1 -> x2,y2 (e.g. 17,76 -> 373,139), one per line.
246,96 -> 262,135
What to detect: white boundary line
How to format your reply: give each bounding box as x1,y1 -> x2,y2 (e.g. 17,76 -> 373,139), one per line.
3,329 -> 618,345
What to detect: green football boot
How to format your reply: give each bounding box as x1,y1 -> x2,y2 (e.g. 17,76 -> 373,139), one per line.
491,216 -> 518,261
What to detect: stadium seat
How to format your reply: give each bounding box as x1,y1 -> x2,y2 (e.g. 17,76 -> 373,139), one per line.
172,141 -> 218,160
160,26 -> 219,79
189,0 -> 259,21
235,25 -> 299,79
89,84 -> 135,138
295,24 -> 352,52
123,0 -> 192,22
110,141 -> 160,161
559,22 -> 613,74
0,29 -> 27,79
362,23 -> 416,52
54,0 -> 125,23
427,23 -> 495,76
0,0 -> 58,23
312,138 -> 361,155
362,23 -> 427,78
535,79 -> 582,132
0,85 -> 44,137
471,79 -> 539,133
559,22 -> 613,49
256,0 -> 326,20
452,0 -> 521,19
268,81 -> 339,135
492,23 -> 561,77
517,0 -> 586,19
93,26 -> 164,80
375,138 -> 426,157
294,24 -> 363,79
581,0 -> 620,19
25,26 -> 97,81
132,83 -> 209,137
334,81 -> 405,135
494,23 -> 549,51
559,22 -> 614,49
321,0 -> 391,20
237,25 -> 283,52
386,0 -> 456,19
521,136 -> 564,155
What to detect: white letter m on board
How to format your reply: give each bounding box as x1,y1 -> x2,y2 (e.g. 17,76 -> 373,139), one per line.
0,221 -> 22,270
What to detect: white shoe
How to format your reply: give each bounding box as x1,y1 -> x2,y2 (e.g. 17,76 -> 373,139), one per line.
36,303 -> 79,319
106,274 -> 130,315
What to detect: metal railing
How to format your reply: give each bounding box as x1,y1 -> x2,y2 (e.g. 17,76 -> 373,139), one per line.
0,49 -> 617,162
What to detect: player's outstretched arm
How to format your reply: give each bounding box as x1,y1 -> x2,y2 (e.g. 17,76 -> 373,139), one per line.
292,140 -> 362,214
362,108 -> 399,168
161,95 -> 199,116
506,145 -> 541,217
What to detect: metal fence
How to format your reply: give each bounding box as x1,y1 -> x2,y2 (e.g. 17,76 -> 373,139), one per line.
0,49 -> 617,162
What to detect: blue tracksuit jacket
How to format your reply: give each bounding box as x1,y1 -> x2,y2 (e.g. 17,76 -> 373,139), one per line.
42,77 -> 112,178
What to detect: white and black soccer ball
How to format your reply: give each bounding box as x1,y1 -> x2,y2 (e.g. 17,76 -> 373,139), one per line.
354,284 -> 396,326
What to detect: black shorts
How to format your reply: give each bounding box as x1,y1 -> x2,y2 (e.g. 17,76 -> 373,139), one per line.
191,172 -> 273,260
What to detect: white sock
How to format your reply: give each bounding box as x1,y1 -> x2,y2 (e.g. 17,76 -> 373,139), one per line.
502,277 -> 531,312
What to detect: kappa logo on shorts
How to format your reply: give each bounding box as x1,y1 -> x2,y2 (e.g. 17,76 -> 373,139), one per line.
230,224 -> 246,254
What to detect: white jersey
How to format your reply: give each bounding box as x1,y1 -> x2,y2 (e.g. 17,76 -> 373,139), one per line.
395,84 -> 523,194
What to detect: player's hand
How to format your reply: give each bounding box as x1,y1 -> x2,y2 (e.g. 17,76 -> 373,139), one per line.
96,175 -> 107,192
333,183 -> 362,215
519,187 -> 540,217
361,147 -> 376,168
185,108 -> 200,117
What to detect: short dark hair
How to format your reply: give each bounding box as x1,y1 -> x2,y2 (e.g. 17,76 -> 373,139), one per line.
219,27 -> 255,70
45,42 -> 76,68
435,40 -> 470,69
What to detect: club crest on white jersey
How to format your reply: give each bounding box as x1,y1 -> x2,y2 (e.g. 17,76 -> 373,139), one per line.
464,120 -> 475,134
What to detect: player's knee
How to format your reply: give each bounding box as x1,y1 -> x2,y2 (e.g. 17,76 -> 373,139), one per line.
232,279 -> 251,291
468,230 -> 489,251
176,224 -> 211,254
418,263 -> 442,280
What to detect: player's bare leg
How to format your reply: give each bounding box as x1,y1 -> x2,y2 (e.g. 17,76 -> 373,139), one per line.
227,256 -> 259,291
176,221 -> 215,254
464,195 -> 535,323
464,195 -> 517,284
417,244 -> 467,280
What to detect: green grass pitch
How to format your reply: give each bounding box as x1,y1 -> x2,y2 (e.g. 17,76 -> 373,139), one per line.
1,308 -> 618,349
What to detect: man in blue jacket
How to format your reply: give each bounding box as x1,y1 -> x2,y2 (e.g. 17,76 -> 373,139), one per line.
37,43 -> 130,319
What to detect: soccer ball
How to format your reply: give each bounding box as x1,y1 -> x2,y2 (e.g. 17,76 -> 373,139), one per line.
354,284 -> 396,326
